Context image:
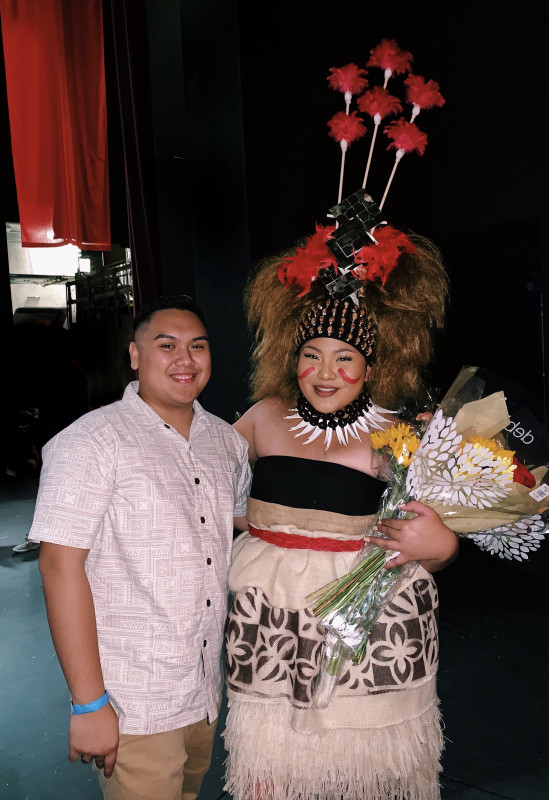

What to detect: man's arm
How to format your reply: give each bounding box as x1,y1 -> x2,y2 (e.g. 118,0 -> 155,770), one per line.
233,516 -> 249,532
39,542 -> 119,777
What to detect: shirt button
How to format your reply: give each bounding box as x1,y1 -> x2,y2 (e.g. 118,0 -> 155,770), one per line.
200,516 -> 205,523
203,640 -> 207,648
164,424 -> 170,429
206,599 -> 211,607
195,478 -> 200,484
206,558 -> 212,565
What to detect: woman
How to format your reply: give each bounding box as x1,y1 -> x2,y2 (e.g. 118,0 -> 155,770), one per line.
224,231 -> 458,800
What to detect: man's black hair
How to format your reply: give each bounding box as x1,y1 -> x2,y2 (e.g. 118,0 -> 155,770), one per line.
132,295 -> 207,337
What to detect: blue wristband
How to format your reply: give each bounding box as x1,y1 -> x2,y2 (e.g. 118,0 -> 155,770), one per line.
71,691 -> 109,715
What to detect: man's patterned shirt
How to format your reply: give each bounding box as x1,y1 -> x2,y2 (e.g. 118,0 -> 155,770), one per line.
31,382 -> 251,734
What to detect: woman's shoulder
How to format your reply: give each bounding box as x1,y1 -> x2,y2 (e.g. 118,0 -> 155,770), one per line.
238,396 -> 290,424
233,397 -> 291,463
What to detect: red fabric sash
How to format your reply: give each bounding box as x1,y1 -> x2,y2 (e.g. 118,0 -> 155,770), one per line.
249,525 -> 362,552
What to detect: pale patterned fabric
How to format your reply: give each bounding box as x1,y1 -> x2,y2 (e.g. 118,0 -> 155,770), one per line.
30,381 -> 251,735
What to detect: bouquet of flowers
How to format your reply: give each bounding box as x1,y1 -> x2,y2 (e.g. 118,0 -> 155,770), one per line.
307,366 -> 549,709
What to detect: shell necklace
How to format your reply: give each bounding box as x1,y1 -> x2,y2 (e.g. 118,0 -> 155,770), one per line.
284,391 -> 396,450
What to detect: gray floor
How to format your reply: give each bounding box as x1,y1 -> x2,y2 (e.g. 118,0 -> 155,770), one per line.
1,476 -> 548,800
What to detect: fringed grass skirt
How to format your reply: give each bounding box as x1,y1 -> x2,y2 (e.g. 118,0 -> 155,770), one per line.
223,692 -> 443,800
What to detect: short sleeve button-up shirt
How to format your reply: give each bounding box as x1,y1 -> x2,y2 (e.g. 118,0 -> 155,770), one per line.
30,382 -> 251,734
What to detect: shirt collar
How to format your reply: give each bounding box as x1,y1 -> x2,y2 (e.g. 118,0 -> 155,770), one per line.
122,381 -> 211,435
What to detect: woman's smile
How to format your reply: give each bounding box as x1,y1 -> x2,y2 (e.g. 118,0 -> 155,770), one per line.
313,385 -> 339,398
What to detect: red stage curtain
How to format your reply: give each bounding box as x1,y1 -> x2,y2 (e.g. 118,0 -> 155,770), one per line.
0,0 -> 110,250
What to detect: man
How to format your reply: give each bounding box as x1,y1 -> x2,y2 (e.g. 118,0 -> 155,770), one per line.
30,295 -> 251,800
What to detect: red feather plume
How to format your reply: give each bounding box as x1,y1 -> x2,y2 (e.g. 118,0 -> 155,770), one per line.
352,226 -> 416,285
327,111 -> 367,145
367,39 -> 413,76
384,118 -> 428,155
357,86 -> 402,119
278,226 -> 337,296
327,63 -> 368,95
405,75 -> 445,110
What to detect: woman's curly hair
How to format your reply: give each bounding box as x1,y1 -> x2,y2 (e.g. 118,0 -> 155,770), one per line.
244,233 -> 448,409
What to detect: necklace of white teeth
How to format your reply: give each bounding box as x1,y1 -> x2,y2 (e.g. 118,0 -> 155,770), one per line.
284,392 -> 396,450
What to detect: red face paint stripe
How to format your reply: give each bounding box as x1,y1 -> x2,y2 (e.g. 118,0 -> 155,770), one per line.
298,366 -> 315,380
338,368 -> 361,384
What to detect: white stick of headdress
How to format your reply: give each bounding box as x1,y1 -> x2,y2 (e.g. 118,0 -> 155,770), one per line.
379,149 -> 403,210
338,140 -> 347,204
327,111 -> 366,208
379,119 -> 428,210
358,87 -> 403,191
362,115 -> 380,189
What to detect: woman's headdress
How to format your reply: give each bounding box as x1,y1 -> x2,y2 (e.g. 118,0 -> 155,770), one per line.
279,38 -> 445,309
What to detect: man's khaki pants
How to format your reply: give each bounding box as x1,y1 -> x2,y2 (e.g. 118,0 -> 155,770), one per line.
97,715 -> 218,800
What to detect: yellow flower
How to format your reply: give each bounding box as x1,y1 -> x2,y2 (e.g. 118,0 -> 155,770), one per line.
371,423 -> 419,467
456,435 -> 516,481
463,436 -> 515,464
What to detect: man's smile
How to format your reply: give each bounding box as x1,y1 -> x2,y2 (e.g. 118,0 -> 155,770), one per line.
169,372 -> 197,383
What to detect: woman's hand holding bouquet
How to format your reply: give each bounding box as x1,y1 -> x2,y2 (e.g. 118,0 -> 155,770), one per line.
372,499 -> 458,571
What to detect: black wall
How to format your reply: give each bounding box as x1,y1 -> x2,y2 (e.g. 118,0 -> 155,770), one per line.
140,0 -> 251,419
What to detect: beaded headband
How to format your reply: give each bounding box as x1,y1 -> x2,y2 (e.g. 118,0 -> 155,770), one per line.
296,297 -> 376,362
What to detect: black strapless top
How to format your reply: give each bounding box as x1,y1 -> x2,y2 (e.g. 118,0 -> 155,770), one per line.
250,455 -> 385,517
